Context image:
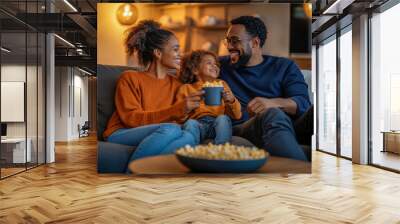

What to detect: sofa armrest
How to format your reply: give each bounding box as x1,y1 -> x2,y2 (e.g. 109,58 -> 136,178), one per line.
97,141 -> 136,173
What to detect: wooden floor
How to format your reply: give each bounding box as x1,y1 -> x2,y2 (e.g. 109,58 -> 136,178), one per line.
1,163 -> 45,178
1,167 -> 26,178
1,136 -> 400,223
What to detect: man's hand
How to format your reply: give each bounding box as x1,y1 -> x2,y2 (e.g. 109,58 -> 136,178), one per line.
222,90 -> 235,104
247,97 -> 297,116
247,97 -> 279,116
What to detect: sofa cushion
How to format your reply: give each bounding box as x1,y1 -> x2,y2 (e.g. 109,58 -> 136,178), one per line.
97,64 -> 140,141
202,136 -> 255,147
301,69 -> 313,104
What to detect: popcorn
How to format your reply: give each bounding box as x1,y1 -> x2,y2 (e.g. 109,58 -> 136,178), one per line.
202,81 -> 224,88
176,143 -> 267,160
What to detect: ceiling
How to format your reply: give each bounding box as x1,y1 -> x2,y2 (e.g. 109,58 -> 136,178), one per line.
311,0 -> 390,43
0,0 -> 97,73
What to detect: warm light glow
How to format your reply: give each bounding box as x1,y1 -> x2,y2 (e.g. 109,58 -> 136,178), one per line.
1,47 -> 11,53
78,67 -> 93,76
54,34 -> 75,48
303,3 -> 312,19
116,4 -> 138,26
63,0 -> 78,12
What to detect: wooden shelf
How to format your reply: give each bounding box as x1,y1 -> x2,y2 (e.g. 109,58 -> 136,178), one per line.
195,25 -> 228,30
163,25 -> 187,31
163,24 -> 228,32
290,55 -> 311,70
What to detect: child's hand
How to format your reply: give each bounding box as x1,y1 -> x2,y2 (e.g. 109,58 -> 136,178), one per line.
223,90 -> 235,104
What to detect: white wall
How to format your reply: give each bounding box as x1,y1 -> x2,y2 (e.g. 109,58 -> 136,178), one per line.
71,73 -> 89,138
1,65 -> 39,138
55,66 -> 70,141
1,65 -> 26,141
1,64 -> 46,164
54,67 -> 89,141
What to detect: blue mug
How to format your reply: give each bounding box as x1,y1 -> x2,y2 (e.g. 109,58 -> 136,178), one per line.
203,87 -> 224,106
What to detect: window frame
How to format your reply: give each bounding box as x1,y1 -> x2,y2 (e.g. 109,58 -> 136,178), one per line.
315,22 -> 353,161
367,0 -> 400,173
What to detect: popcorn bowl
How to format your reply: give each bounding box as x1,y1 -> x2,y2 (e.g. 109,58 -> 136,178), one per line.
175,144 -> 269,173
176,154 -> 268,173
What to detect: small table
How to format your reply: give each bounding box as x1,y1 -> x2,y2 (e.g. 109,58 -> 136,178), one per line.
129,155 -> 311,174
382,131 -> 400,154
1,138 -> 32,164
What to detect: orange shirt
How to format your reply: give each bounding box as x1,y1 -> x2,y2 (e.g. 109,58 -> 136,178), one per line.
175,80 -> 242,123
103,71 -> 186,138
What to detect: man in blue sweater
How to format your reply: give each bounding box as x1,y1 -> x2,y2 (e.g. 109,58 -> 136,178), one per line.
220,16 -> 312,161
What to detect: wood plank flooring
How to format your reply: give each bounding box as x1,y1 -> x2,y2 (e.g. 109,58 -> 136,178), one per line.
1,167 -> 26,178
1,136 -> 400,223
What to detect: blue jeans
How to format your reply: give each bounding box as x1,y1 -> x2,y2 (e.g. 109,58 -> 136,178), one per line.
233,108 -> 308,161
107,123 -> 196,171
183,115 -> 232,145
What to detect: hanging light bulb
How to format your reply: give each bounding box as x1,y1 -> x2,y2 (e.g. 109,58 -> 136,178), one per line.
116,3 -> 138,26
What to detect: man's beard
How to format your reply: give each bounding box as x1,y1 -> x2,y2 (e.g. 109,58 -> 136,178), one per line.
230,49 -> 252,68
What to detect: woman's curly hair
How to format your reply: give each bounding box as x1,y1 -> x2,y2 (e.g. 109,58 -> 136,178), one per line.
125,20 -> 174,66
179,50 -> 219,84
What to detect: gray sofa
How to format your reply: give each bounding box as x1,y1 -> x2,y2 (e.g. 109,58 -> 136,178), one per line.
97,64 -> 311,173
97,65 -> 138,173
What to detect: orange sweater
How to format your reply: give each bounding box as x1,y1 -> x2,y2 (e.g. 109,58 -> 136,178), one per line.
175,80 -> 242,123
103,71 -> 186,138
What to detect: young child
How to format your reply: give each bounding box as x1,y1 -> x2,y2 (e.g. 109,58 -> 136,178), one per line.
176,50 -> 242,145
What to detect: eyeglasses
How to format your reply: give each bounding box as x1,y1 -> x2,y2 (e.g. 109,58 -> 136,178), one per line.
223,36 -> 250,47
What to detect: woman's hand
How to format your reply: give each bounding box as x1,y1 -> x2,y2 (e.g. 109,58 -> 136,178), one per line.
184,90 -> 204,114
223,90 -> 235,104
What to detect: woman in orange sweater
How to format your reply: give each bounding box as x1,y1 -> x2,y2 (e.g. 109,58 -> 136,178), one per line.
176,50 -> 242,145
103,20 -> 202,169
